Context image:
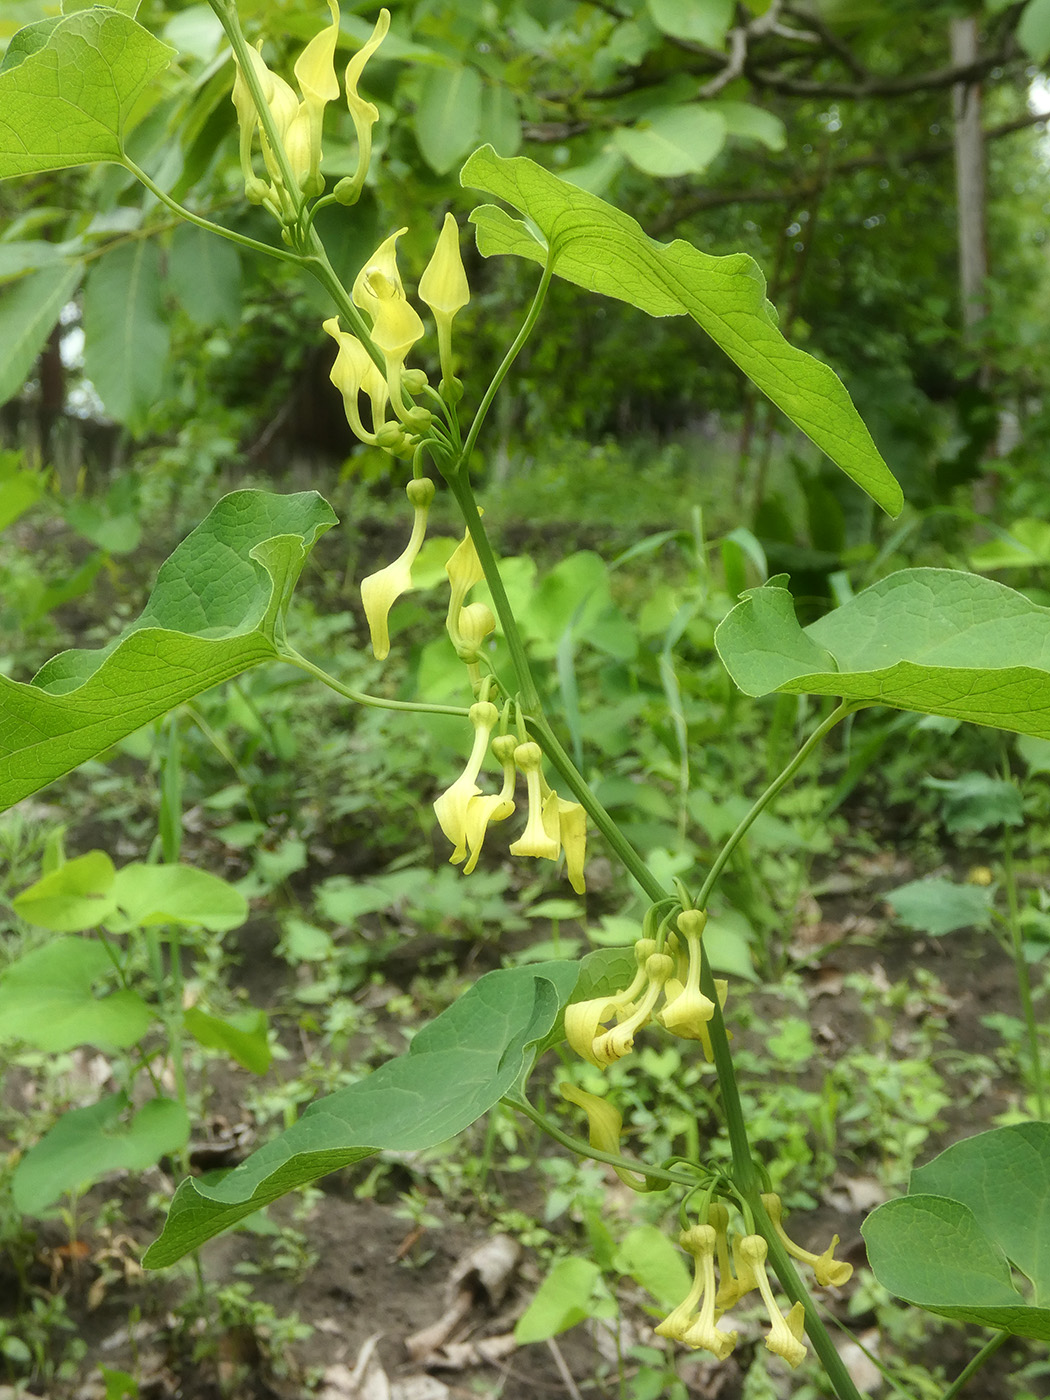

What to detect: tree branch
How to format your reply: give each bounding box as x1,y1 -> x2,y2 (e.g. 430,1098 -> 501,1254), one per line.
746,48 -> 1021,99
650,110 -> 1049,232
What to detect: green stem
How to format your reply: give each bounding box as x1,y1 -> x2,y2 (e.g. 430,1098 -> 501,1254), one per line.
165,927 -> 190,1161
1002,826 -> 1046,1117
203,0 -> 386,378
749,1196 -> 866,1400
506,1095 -> 702,1190
206,0 -> 304,219
280,648 -> 470,718
122,158 -> 303,266
444,472 -> 541,711
939,1331 -> 1009,1400
460,252 -> 556,467
529,713 -> 666,904
696,700 -> 858,908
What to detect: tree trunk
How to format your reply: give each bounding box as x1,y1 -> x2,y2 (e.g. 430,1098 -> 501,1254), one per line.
950,15 -> 988,346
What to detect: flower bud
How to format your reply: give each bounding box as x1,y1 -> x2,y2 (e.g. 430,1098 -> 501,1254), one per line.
419,212 -> 470,385
359,475 -> 433,659
402,368 -> 429,395
343,9 -> 390,199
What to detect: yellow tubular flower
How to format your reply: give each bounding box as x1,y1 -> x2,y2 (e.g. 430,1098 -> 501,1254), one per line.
657,1226 -> 737,1360
564,937 -> 654,1067
291,0 -> 341,195
591,953 -> 674,1067
491,733 -> 518,800
462,793 -> 514,875
659,910 -> 715,1042
350,240 -> 424,417
558,1083 -> 646,1190
322,317 -> 388,443
349,233 -> 425,419
708,1202 -> 740,1310
736,1236 -> 808,1369
231,47 -> 266,190
359,478 -> 434,660
433,701 -> 500,863
257,64 -> 299,185
553,797 -> 587,895
509,743 -> 560,861
352,228 -> 407,320
457,601 -> 495,660
761,1194 -> 853,1288
418,212 -> 470,387
341,8 -> 390,199
445,526 -> 485,648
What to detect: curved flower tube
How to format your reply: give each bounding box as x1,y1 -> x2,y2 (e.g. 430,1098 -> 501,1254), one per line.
558,1082 -> 646,1190
509,742 -> 560,861
737,1235 -> 808,1368
433,701 -> 500,863
656,1225 -> 737,1360
761,1193 -> 853,1288
323,316 -> 390,443
359,477 -> 434,659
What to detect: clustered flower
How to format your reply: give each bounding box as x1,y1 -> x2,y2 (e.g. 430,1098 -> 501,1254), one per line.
231,10 -> 585,892
433,714 -> 588,893
231,3 -> 389,210
655,1197 -> 852,1367
566,910 -> 728,1067
325,214 -> 468,460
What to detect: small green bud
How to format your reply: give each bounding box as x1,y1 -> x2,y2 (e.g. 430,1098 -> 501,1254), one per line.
677,909 -> 708,939
402,368 -> 429,395
406,477 -> 435,509
333,176 -> 361,205
440,376 -> 464,404
245,176 -> 271,205
402,406 -> 433,432
374,422 -> 407,450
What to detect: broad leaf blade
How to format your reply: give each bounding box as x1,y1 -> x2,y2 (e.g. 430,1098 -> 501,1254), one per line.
414,65 -> 482,174
82,240 -> 169,432
0,262 -> 83,406
515,1257 -> 603,1343
184,1007 -> 271,1075
715,569 -> 1050,739
144,962 -> 580,1266
0,936 -> 152,1052
862,1196 -> 1039,1331
863,1124 -> 1050,1336
613,106 -> 726,178
462,146 -> 901,516
0,490 -> 337,811
910,1123 -> 1050,1303
109,863 -> 248,932
0,9 -> 174,177
13,1093 -> 189,1215
12,850 -> 117,931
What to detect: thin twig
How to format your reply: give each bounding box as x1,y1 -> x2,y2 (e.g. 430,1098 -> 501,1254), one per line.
546,1337 -> 585,1400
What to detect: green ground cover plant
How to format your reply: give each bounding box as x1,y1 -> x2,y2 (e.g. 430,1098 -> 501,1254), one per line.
3,3 -> 1050,1397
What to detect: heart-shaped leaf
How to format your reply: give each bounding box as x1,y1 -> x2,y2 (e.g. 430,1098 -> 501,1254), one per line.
144,961 -> 581,1266
863,1123 -> 1050,1337
0,936 -> 151,1052
184,1006 -> 271,1075
107,864 -> 248,933
12,851 -> 117,931
462,146 -> 901,517
0,490 -> 336,811
715,568 -> 1050,739
0,8 -> 174,177
13,1092 -> 189,1215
